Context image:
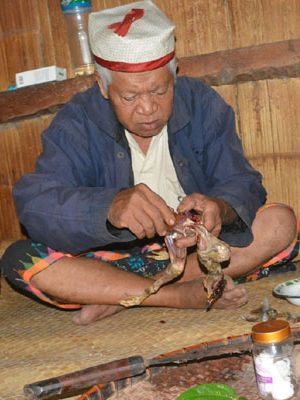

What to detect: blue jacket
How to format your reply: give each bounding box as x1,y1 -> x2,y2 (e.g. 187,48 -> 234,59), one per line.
13,77 -> 266,253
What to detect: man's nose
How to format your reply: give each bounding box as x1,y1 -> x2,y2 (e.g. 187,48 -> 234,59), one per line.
136,94 -> 158,115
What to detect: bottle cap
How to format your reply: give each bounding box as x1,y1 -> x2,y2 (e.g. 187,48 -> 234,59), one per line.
251,319 -> 291,344
61,0 -> 91,12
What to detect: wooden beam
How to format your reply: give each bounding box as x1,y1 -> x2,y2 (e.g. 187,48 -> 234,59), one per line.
178,39 -> 300,85
0,75 -> 96,124
1,39 -> 300,124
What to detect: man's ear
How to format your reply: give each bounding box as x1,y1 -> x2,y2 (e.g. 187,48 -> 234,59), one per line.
96,74 -> 109,99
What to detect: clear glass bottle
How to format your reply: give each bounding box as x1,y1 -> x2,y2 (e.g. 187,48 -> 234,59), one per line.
61,0 -> 95,76
252,320 -> 297,400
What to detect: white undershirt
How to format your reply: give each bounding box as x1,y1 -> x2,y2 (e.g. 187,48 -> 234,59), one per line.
125,126 -> 186,210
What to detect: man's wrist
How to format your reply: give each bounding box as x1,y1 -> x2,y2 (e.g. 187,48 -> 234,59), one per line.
216,198 -> 237,225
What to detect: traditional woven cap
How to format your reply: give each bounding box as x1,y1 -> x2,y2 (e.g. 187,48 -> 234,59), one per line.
88,0 -> 175,72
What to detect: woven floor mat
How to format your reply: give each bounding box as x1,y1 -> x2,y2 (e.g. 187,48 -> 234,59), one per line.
1,268 -> 300,400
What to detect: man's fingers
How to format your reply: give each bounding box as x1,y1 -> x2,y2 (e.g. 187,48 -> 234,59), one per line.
127,204 -> 171,238
140,185 -> 175,226
177,193 -> 224,236
177,194 -> 199,213
127,217 -> 147,239
143,204 -> 171,236
108,184 -> 175,237
126,209 -> 158,239
128,184 -> 175,231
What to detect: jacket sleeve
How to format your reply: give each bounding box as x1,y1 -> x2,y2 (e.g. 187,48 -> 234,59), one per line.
13,109 -> 135,254
201,89 -> 267,247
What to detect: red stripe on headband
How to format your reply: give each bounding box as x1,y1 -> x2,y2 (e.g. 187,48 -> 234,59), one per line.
94,51 -> 175,72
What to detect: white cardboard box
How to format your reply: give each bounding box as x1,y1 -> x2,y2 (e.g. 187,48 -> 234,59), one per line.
16,66 -> 67,88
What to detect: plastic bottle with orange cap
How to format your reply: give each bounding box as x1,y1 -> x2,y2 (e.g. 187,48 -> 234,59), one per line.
251,319 -> 298,399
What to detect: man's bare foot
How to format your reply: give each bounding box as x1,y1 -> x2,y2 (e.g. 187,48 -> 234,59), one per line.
72,304 -> 124,325
71,277 -> 247,324
174,277 -> 248,310
213,277 -> 248,309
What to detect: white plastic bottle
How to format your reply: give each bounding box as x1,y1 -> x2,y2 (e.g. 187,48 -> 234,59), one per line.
252,319 -> 297,400
61,0 -> 95,76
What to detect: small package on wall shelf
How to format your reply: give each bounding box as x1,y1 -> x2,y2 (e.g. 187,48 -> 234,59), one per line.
16,66 -> 67,88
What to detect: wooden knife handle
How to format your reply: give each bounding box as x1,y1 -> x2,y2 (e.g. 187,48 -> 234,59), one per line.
23,355 -> 146,399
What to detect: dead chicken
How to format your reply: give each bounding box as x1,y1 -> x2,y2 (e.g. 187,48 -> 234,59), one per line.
120,212 -> 231,310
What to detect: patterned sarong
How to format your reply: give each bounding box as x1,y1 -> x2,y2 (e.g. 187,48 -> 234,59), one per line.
2,208 -> 299,309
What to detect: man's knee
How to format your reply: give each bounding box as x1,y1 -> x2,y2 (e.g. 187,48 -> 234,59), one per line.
257,203 -> 297,245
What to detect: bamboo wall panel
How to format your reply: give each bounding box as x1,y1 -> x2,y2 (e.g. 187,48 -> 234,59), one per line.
237,79 -> 300,158
36,1 -> 73,73
2,1 -> 300,90
158,0 -> 231,56
0,187 -> 23,240
0,0 -> 70,91
214,81 -> 300,217
93,0 -> 300,57
0,0 -> 42,91
230,78 -> 300,216
254,158 -> 300,215
0,115 -> 54,240
229,0 -> 300,48
1,0 -> 300,239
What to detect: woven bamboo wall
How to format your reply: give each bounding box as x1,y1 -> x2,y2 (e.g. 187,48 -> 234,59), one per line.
2,0 -> 300,87
0,116 -> 53,239
0,0 -> 299,240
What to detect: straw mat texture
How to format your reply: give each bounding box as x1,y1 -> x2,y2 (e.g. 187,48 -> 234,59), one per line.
1,268 -> 300,400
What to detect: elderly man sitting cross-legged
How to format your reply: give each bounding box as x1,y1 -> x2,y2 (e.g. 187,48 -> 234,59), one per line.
1,0 -> 298,325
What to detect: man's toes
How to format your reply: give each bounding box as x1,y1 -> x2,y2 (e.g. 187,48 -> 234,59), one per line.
72,304 -> 123,325
72,309 -> 86,325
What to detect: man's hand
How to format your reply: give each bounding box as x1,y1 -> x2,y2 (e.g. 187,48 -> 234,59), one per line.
213,276 -> 248,309
107,183 -> 175,239
177,193 -> 237,237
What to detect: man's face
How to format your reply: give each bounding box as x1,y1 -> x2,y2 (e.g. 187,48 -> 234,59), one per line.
100,65 -> 174,138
